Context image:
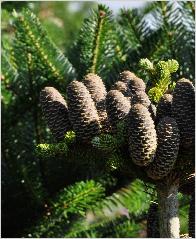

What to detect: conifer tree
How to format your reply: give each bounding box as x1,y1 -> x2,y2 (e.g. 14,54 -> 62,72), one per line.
2,2 -> 194,238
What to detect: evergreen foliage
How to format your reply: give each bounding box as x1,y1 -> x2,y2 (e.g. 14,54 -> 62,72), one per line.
139,58 -> 179,103
2,6 -> 76,236
27,180 -> 105,238
28,179 -> 152,238
36,131 -> 76,157
116,2 -> 195,82
69,4 -> 117,83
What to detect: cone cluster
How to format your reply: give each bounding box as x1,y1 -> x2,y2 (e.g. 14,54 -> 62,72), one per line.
39,72 -> 195,239
40,87 -> 71,141
40,73 -> 195,184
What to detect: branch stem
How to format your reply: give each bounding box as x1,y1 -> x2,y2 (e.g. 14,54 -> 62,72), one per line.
157,181 -> 180,238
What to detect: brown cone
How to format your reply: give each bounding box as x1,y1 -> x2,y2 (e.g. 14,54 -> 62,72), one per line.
156,94 -> 173,124
132,91 -> 151,108
111,81 -> 132,98
40,87 -> 71,141
83,73 -> 108,130
106,90 -> 131,132
128,104 -> 157,166
119,70 -> 146,93
172,79 -> 195,148
67,80 -> 100,141
147,117 -> 180,180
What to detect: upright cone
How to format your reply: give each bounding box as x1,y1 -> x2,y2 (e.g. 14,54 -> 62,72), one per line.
132,91 -> 151,108
147,117 -> 180,180
40,87 -> 71,141
106,90 -> 131,132
83,73 -> 108,129
111,81 -> 132,98
119,70 -> 146,93
156,94 -> 173,123
172,79 -> 195,148
128,104 -> 157,166
67,80 -> 100,141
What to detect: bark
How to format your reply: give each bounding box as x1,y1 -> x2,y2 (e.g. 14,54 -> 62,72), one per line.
157,181 -> 180,238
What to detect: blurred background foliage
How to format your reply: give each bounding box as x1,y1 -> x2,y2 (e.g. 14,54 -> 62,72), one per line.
2,2 -> 95,236
2,1 -> 95,50
1,1 -> 194,237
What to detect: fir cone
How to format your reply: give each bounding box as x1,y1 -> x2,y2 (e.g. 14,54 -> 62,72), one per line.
147,202 -> 160,238
67,80 -> 100,141
106,90 -> 131,132
118,71 -> 137,84
40,87 -> 71,141
147,117 -> 180,180
132,91 -> 157,121
172,79 -> 195,148
128,104 -> 157,166
111,81 -> 132,98
82,73 -> 108,130
189,193 -> 195,238
132,91 -> 151,108
119,70 -> 146,93
156,94 -> 173,124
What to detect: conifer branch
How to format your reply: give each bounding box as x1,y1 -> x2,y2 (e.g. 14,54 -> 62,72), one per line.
91,10 -> 105,73
69,4 -> 116,81
139,58 -> 179,103
27,180 -> 105,238
13,9 -> 76,85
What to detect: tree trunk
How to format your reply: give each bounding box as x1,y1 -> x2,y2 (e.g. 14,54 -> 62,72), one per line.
157,181 -> 180,238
